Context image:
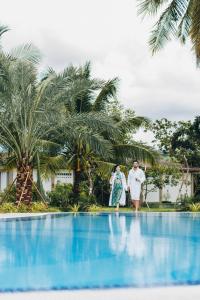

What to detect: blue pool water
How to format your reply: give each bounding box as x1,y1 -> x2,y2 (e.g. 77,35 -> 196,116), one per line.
0,212 -> 200,291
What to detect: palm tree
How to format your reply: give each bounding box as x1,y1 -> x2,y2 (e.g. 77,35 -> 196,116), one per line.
0,54 -> 63,203
46,63 -> 158,196
42,63 -> 121,196
138,0 -> 200,65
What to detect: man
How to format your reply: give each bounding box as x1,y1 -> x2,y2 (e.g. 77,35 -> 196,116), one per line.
127,161 -> 146,212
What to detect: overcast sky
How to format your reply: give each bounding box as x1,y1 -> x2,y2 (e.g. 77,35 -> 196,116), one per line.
1,0 -> 200,138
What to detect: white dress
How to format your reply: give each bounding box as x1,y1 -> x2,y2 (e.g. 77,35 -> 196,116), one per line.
128,168 -> 145,200
109,172 -> 127,206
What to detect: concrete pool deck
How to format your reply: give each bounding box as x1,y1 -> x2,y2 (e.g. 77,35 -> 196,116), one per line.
0,213 -> 48,219
0,286 -> 200,300
0,212 -> 200,300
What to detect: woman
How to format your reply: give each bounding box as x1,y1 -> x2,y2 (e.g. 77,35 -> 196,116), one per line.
109,165 -> 127,211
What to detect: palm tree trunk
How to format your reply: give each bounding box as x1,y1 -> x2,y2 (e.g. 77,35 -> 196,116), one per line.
159,187 -> 163,207
88,167 -> 93,195
73,169 -> 81,196
16,162 -> 33,205
73,156 -> 81,197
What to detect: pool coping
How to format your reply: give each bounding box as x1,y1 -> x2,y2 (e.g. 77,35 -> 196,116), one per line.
0,211 -> 200,222
0,211 -> 200,218
0,285 -> 200,300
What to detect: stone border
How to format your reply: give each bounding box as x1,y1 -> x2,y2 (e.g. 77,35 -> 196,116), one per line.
0,286 -> 200,300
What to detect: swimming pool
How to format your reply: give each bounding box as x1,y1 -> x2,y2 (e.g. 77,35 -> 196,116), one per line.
0,212 -> 200,292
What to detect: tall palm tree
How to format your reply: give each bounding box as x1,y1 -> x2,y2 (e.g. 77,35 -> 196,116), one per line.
46,63 -> 158,196
42,63 -> 121,196
138,0 -> 200,65
0,54 -> 63,203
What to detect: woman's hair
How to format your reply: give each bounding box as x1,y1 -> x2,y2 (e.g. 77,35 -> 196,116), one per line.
113,164 -> 120,172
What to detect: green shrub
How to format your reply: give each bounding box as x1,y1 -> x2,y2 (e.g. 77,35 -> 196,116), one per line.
0,185 -> 16,203
188,203 -> 200,212
79,181 -> 90,194
30,202 -> 48,212
0,202 -> 31,213
175,195 -> 195,211
68,204 -> 80,212
142,202 -> 160,208
0,202 -> 60,213
87,204 -> 102,212
0,184 -> 46,203
47,183 -> 73,209
17,203 -> 31,212
78,193 -> 96,211
0,202 -> 18,213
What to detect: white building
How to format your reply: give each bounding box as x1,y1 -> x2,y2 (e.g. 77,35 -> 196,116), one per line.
0,169 -> 74,192
0,168 -> 197,203
145,173 -> 193,203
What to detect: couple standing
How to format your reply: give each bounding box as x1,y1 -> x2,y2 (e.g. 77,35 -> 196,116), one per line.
109,161 -> 145,212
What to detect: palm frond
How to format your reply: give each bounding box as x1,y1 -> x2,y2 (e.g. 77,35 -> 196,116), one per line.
178,1 -> 193,43
0,153 -> 16,170
9,44 -> 42,64
0,24 -> 9,40
95,160 -> 116,177
39,155 -> 67,178
80,132 -> 113,159
190,0 -> 200,65
149,0 -> 188,53
82,61 -> 91,79
117,116 -> 150,133
65,112 -> 120,139
93,78 -> 119,111
138,0 -> 169,17
114,143 -> 159,165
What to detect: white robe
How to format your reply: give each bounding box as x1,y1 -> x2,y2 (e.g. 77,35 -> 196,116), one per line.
109,172 -> 127,206
128,168 -> 145,200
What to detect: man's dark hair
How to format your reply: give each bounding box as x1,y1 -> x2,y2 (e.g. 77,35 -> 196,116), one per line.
133,160 -> 139,164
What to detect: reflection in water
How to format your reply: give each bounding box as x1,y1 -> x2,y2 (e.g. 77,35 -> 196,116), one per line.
0,213 -> 200,290
109,214 -> 127,254
126,216 -> 146,258
109,214 -> 146,258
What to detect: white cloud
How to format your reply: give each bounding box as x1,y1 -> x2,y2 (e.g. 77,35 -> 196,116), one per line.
0,0 -> 200,136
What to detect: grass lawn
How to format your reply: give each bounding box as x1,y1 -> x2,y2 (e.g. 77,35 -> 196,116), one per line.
97,206 -> 177,213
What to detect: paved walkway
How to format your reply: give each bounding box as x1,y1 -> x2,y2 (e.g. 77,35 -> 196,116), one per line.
0,213 -> 48,219
0,286 -> 200,300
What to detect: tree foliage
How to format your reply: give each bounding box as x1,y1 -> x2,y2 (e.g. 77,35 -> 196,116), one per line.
151,116 -> 200,166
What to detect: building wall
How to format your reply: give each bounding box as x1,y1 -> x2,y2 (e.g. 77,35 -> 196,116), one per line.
0,169 -> 74,192
55,170 -> 74,185
145,174 -> 192,203
0,169 -> 193,203
1,172 -> 7,191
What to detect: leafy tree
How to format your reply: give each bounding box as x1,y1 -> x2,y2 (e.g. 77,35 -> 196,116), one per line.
151,116 -> 200,196
150,118 -> 178,155
144,163 -> 181,204
171,116 -> 200,166
151,116 -> 200,166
